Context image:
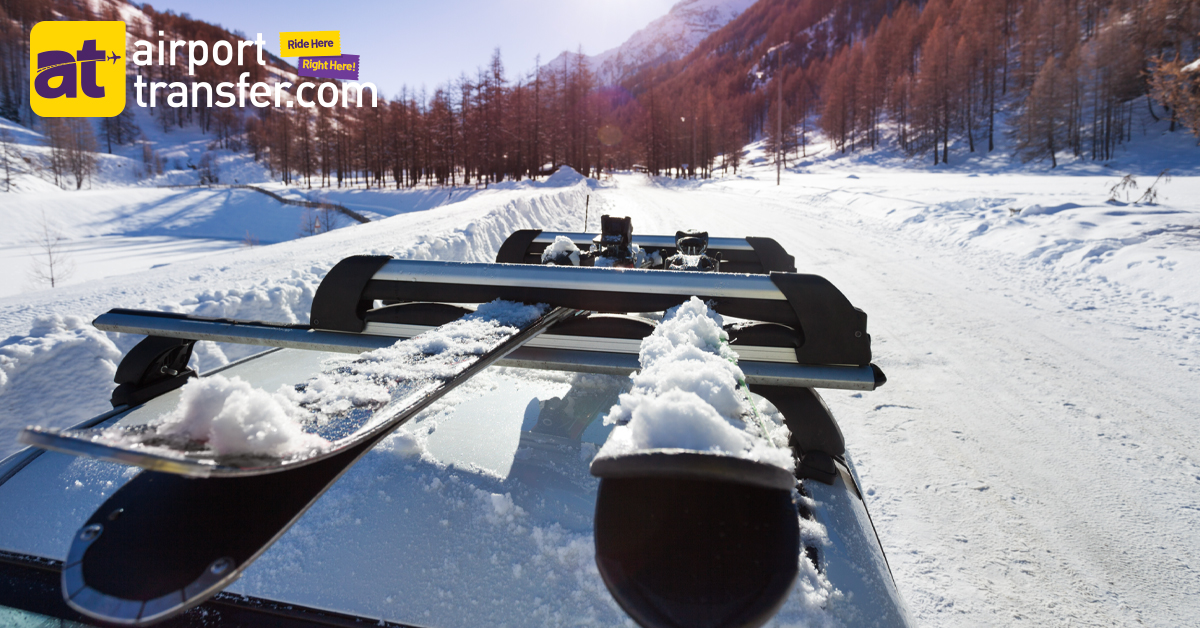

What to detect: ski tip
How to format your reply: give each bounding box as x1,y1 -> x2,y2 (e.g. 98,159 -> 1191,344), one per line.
63,517 -> 236,625
17,425 -> 218,478
17,425 -> 57,447
594,475 -> 800,628
589,449 -> 796,491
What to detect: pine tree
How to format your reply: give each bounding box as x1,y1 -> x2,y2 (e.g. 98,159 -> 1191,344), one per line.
1150,56 -> 1200,139
42,117 -> 98,189
1016,58 -> 1067,167
0,127 -> 16,191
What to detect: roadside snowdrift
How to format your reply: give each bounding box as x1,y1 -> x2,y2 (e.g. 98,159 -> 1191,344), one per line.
0,316 -> 122,457
0,175 -> 598,459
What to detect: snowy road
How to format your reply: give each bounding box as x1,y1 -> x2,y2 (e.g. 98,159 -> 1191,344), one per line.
593,174 -> 1200,627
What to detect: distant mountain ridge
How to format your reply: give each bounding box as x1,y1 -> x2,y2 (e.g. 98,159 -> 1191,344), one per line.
546,0 -> 757,86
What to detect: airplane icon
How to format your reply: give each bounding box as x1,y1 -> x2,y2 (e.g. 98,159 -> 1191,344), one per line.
108,52 -> 121,64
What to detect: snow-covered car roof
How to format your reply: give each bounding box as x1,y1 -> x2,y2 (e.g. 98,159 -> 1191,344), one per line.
0,344 -> 905,626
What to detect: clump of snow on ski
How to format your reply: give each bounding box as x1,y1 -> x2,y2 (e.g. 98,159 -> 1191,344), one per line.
540,235 -> 581,265
94,300 -> 547,461
594,296 -> 794,471
153,374 -> 329,457
587,297 -> 841,622
286,299 -> 546,432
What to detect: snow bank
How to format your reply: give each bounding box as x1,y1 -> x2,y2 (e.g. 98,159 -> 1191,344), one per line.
0,180 -> 593,460
0,315 -> 122,454
595,297 -> 794,470
393,188 -> 593,263
154,375 -> 328,457
538,165 -> 587,188
872,185 -> 1200,332
175,269 -> 322,368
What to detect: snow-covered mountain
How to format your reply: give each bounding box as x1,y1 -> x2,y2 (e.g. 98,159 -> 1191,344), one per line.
547,0 -> 757,85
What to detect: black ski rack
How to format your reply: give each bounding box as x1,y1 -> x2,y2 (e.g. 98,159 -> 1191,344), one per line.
350,260 -> 869,364
95,227 -> 879,480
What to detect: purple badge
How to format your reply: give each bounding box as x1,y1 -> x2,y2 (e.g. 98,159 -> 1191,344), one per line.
298,54 -> 360,80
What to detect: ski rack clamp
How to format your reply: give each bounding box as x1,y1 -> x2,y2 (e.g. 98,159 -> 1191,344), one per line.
309,255 -> 393,332
110,336 -> 198,408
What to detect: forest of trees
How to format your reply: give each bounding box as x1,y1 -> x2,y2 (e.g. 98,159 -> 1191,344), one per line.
2,0 -> 1200,189
243,49 -> 611,188
814,0 -> 1200,166
630,0 -> 1200,170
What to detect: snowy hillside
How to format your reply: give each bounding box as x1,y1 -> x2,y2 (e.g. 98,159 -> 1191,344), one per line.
0,107 -> 503,300
547,0 -> 756,85
0,113 -> 290,299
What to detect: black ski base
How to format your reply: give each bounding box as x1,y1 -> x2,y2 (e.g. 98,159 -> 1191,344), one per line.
64,434 -> 378,624
594,476 -> 800,628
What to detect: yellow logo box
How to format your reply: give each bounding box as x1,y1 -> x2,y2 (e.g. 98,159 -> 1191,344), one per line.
279,31 -> 341,57
30,21 -> 126,117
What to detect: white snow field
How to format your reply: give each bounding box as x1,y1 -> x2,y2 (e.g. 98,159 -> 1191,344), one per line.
0,116 -> 497,299
1,187 -> 325,298
2,137 -> 1199,626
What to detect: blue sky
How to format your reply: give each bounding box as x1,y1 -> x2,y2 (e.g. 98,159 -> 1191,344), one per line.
151,0 -> 677,97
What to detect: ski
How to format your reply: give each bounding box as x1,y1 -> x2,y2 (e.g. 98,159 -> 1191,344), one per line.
50,303 -> 578,625
21,302 -> 578,478
589,297 -> 802,628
